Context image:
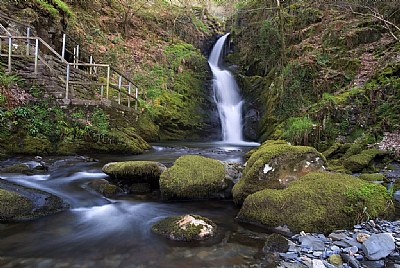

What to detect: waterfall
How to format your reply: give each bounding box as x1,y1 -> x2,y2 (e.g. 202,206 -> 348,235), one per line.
209,33 -> 244,144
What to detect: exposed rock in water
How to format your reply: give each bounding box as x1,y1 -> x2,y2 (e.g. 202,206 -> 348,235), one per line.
343,149 -> 387,173
0,179 -> 68,222
102,161 -> 166,193
159,155 -> 232,200
232,140 -> 326,204
151,214 -> 217,241
86,179 -> 123,198
0,161 -> 47,175
237,172 -> 393,233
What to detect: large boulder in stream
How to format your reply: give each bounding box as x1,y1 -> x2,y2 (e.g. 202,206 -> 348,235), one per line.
237,172 -> 393,233
102,161 -> 167,193
232,140 -> 326,204
159,155 -> 232,200
152,214 -> 217,241
0,179 -> 68,222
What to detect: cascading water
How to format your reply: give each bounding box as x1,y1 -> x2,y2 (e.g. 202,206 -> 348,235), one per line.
209,33 -> 245,144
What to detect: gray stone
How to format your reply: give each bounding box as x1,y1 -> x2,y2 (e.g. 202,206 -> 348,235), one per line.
279,252 -> 298,260
360,260 -> 385,268
341,254 -> 361,268
362,233 -> 395,260
329,232 -> 349,241
299,235 -> 325,251
312,259 -> 326,268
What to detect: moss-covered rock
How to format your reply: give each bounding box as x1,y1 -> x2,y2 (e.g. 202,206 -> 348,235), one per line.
151,214 -> 217,241
344,149 -> 387,173
0,161 -> 47,175
359,173 -> 386,182
159,155 -> 229,200
87,179 -> 123,198
232,140 -> 326,204
102,161 -> 166,193
237,172 -> 392,233
0,179 -> 68,222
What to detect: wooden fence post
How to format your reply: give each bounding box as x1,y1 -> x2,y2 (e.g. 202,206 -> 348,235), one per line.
135,87 -> 138,110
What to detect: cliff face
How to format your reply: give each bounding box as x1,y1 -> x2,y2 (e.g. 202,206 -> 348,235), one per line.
0,0 -> 224,156
227,1 -> 399,151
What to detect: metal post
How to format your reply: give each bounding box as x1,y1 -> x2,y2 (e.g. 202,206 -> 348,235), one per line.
106,66 -> 110,99
65,64 -> 70,100
76,45 -> 79,68
34,38 -> 39,74
89,56 -> 93,74
118,75 -> 122,104
135,87 -> 138,110
73,47 -> 76,67
8,36 -> 12,72
128,83 -> 131,108
26,27 -> 30,56
61,33 -> 66,59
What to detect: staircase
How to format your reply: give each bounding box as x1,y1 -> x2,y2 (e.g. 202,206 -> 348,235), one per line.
0,16 -> 141,112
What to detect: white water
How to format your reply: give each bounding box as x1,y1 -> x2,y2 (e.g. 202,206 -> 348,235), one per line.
209,34 -> 246,144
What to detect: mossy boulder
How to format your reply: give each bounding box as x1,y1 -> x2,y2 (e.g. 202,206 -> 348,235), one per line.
232,140 -> 326,204
102,161 -> 166,193
237,172 -> 392,233
87,179 -> 123,198
159,155 -> 230,200
359,173 -> 386,182
0,179 -> 68,222
151,214 -> 217,241
0,161 -> 47,175
343,149 -> 387,173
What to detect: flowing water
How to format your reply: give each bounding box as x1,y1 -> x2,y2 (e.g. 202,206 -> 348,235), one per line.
0,142 -> 274,268
209,34 -> 249,145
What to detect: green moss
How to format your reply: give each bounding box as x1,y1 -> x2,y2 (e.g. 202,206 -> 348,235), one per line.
344,149 -> 386,173
359,173 -> 385,181
233,141 -> 326,204
1,164 -> 31,174
237,172 -> 393,233
151,214 -> 216,241
103,161 -> 166,181
159,155 -> 227,200
0,189 -> 33,221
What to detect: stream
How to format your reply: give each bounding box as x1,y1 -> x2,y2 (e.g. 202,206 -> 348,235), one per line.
0,142 -> 275,268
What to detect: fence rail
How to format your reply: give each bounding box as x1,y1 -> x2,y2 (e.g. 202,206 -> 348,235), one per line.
0,24 -> 142,112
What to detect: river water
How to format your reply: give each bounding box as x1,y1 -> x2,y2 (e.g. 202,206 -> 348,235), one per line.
0,142 -> 275,268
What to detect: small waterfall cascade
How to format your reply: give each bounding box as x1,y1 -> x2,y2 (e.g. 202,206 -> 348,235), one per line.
209,33 -> 244,144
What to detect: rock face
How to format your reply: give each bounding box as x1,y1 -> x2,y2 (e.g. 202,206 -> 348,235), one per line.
232,140 -> 326,204
159,155 -> 231,200
362,233 -> 395,260
102,161 -> 166,193
0,179 -> 68,222
87,179 -> 123,198
237,172 -> 392,233
151,214 -> 217,241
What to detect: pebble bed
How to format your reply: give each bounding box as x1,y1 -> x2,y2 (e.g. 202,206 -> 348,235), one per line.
278,219 -> 400,268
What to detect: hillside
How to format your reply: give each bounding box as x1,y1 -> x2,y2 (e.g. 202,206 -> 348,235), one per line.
0,0 -> 223,156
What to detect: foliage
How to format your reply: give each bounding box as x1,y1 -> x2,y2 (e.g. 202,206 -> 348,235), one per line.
283,116 -> 314,145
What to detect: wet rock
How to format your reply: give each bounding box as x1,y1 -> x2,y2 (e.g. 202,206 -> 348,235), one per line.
87,179 -> 123,198
160,155 -> 231,200
102,161 -> 166,193
0,161 -> 47,175
237,172 -> 392,233
263,233 -> 289,253
329,232 -> 349,241
223,162 -> 243,184
232,140 -> 326,204
0,178 -> 68,222
362,233 -> 395,260
151,214 -> 216,241
341,253 -> 361,268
